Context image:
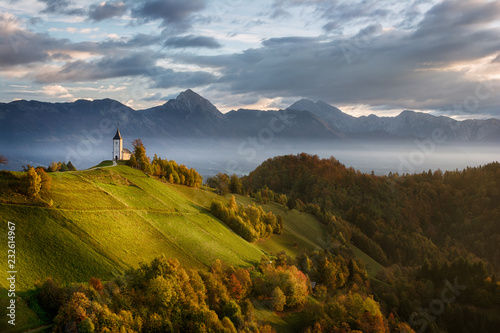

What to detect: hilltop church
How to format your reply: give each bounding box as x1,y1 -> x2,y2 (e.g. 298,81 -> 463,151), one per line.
112,126 -> 132,161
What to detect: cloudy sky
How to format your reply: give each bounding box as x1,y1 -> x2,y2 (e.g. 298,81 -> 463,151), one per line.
1,0 -> 500,119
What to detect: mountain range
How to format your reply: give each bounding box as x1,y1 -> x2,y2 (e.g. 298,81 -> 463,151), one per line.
1,89 -> 499,170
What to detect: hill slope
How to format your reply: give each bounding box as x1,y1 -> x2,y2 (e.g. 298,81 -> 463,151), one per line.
0,164 -> 328,292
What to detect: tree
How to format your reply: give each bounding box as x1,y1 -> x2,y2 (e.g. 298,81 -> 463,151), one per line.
26,167 -> 41,197
67,161 -> 77,171
0,154 -> 8,166
132,139 -> 150,171
59,162 -> 69,172
271,287 -> 286,311
48,161 -> 58,172
35,167 -> 52,191
127,154 -> 138,168
229,174 -> 243,194
279,194 -> 288,210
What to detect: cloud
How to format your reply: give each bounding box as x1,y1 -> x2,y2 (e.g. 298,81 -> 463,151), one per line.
131,0 -> 206,30
88,1 -> 127,21
164,35 -> 221,49
34,52 -> 157,83
32,50 -> 216,91
150,67 -> 217,89
177,0 -> 500,116
41,84 -> 73,99
0,12 -> 66,66
39,0 -> 85,16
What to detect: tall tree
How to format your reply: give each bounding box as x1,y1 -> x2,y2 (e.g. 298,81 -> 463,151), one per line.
132,139 -> 149,170
229,174 -> 243,194
26,167 -> 42,197
35,167 -> 52,191
67,161 -> 77,171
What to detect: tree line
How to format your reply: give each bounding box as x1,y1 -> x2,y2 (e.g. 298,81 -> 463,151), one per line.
127,139 -> 202,187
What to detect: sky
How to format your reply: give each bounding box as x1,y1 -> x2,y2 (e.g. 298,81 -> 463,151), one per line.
1,0 -> 500,119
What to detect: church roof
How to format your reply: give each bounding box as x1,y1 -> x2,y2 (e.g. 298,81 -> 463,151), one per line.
122,148 -> 132,153
113,127 -> 122,140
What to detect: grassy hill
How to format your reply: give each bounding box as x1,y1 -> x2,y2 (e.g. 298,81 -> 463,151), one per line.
0,162 -> 386,332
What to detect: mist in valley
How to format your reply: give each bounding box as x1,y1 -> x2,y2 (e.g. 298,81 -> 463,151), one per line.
4,135 -> 499,180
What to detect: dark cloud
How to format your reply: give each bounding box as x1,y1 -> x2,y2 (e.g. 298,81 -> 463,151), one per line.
32,50 -> 216,91
131,0 -> 206,30
322,21 -> 339,32
39,0 -> 85,15
413,0 -> 500,37
151,68 -> 216,89
0,15 -> 68,66
34,52 -> 158,83
164,35 -> 221,49
0,13 -> 163,68
88,1 -> 127,21
177,0 -> 500,116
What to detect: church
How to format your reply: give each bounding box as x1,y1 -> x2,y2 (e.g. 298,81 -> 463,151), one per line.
112,126 -> 132,161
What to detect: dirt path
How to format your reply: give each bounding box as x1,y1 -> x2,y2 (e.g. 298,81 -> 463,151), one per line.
87,160 -> 117,170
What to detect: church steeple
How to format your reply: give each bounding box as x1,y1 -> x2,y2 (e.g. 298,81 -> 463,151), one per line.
113,124 -> 123,160
113,125 -> 122,140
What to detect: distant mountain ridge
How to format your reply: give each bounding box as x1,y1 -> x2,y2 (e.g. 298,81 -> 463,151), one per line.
2,89 -> 499,143
1,89 -> 500,170
287,99 -> 500,142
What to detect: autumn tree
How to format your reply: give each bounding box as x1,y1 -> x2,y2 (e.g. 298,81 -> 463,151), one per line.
132,139 -> 150,171
48,161 -> 59,172
206,173 -> 230,195
0,154 -> 7,166
271,287 -> 286,311
25,167 -> 41,197
35,167 -> 52,191
127,154 -> 138,168
229,174 -> 243,194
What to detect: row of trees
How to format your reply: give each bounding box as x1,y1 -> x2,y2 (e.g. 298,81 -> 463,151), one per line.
206,173 -> 243,195
32,252 -> 412,333
127,139 -> 202,187
210,196 -> 283,242
0,167 -> 52,199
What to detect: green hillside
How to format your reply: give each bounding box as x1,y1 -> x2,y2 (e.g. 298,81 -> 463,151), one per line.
0,163 -> 336,332
0,164 -> 329,291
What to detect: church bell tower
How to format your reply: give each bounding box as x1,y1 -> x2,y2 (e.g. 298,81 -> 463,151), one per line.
113,125 -> 123,161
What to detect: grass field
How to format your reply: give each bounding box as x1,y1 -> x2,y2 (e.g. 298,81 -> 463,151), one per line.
0,162 -> 386,332
0,165 -> 329,290
348,244 -> 384,277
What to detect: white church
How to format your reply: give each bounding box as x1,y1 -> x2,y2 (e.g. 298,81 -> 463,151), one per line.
112,126 -> 132,161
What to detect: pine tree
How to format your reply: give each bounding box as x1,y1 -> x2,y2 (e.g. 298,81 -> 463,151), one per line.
67,161 -> 77,171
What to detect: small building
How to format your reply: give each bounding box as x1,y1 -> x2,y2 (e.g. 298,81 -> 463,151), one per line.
112,126 -> 131,161
122,148 -> 132,160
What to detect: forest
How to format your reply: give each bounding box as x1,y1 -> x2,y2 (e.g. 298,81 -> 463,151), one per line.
240,153 -> 500,332
31,251 -> 412,332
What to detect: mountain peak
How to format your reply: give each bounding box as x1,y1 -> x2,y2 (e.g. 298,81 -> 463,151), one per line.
162,89 -> 225,121
176,89 -> 201,101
